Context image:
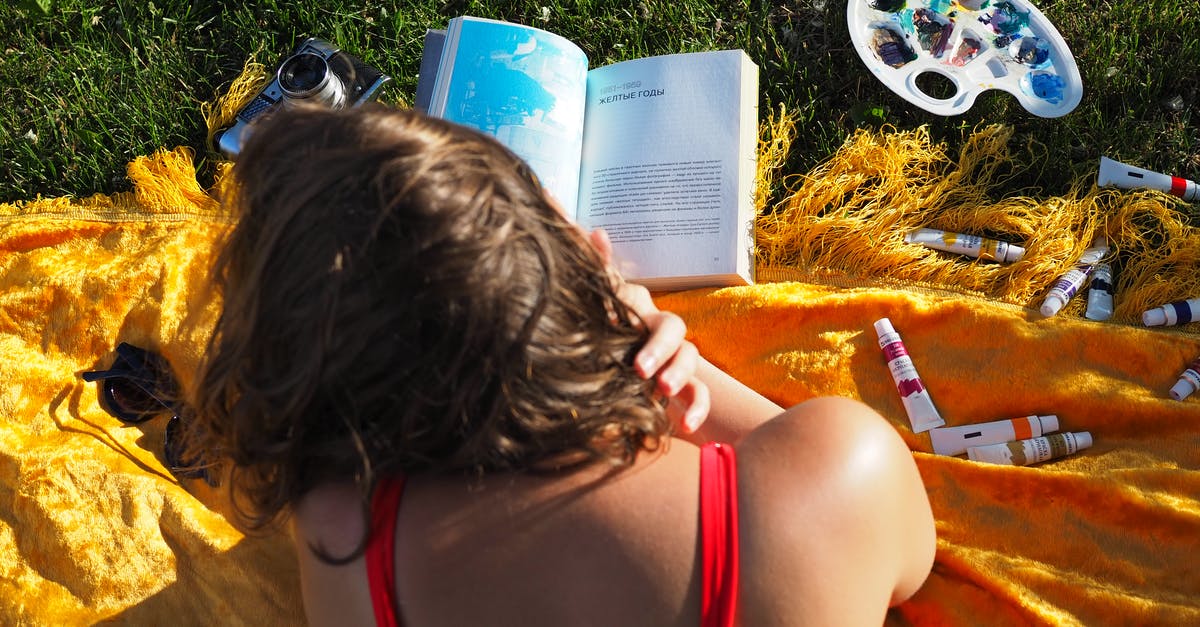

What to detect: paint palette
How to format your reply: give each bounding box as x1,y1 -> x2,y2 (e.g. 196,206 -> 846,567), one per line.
847,0 -> 1082,117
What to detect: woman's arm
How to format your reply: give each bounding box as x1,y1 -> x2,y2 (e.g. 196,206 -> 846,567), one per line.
622,280 -> 784,444
583,224 -> 784,442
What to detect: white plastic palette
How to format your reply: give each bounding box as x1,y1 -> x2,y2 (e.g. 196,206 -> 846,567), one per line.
847,0 -> 1082,117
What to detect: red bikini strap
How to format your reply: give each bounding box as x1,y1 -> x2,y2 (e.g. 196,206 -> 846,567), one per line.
699,442 -> 739,627
367,475 -> 407,627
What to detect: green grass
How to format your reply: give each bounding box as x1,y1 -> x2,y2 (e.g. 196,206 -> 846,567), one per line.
1,0 -> 1197,206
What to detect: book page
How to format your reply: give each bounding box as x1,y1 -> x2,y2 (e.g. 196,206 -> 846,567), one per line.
578,50 -> 755,285
428,17 -> 589,216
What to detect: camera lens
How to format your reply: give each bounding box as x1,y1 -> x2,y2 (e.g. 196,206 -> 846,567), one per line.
280,53 -> 327,93
278,52 -> 347,108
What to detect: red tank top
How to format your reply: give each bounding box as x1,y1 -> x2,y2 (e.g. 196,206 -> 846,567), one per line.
366,441 -> 739,627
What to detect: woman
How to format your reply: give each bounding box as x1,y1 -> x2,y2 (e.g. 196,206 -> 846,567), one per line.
188,103 -> 934,626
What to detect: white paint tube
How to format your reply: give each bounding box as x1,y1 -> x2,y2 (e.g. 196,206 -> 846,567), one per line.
967,431 -> 1092,466
1039,236 -> 1109,317
1170,356 -> 1200,401
1084,262 -> 1115,321
1097,156 -> 1199,202
874,317 -> 945,433
904,227 -> 1026,263
930,414 -> 1059,456
1142,297 -> 1200,327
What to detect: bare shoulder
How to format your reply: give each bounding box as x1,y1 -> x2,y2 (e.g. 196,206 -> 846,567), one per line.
735,397 -> 935,626
290,482 -> 376,627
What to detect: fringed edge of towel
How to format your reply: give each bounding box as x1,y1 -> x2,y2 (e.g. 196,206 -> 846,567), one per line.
0,146 -> 230,224
755,107 -> 1200,330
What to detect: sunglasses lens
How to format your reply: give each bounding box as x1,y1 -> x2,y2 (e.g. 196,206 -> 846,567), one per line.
165,415 -> 211,483
105,378 -> 167,424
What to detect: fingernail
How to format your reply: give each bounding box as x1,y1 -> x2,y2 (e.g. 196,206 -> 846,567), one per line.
637,354 -> 657,378
684,409 -> 705,434
658,374 -> 680,397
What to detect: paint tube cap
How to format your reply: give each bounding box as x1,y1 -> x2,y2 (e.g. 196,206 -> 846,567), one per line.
1038,414 -> 1060,433
873,317 -> 896,338
1143,308 -> 1167,326
1002,244 -> 1026,263
1040,294 -> 1066,317
1073,431 -> 1093,451
1170,377 -> 1196,401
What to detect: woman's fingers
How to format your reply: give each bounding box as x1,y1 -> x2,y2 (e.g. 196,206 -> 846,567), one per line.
617,282 -> 656,319
667,377 -> 711,435
634,311 -> 687,379
588,227 -> 613,266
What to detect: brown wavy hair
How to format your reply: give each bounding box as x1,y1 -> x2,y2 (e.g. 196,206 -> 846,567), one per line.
185,103 -> 669,542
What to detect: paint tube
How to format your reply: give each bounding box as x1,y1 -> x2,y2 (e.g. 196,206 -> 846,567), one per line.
1142,297 -> 1200,327
1169,356 -> 1200,401
1097,156 -> 1199,202
930,414 -> 1059,456
874,317 -> 945,433
904,227 -> 1025,263
967,431 -> 1092,466
1039,236 -> 1109,317
1084,262 -> 1115,321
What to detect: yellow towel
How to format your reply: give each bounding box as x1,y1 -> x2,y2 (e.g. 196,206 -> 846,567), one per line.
0,149 -> 302,624
1,111 -> 1197,624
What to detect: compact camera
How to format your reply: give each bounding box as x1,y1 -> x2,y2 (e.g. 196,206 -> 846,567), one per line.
216,37 -> 392,158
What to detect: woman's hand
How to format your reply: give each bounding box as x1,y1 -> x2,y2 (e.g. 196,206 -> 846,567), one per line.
587,228 -> 711,435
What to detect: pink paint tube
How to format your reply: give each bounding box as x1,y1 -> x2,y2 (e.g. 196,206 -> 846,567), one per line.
874,317 -> 944,433
1170,356 -> 1200,401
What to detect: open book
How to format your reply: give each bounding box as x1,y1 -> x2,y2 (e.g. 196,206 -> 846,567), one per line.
416,16 -> 759,291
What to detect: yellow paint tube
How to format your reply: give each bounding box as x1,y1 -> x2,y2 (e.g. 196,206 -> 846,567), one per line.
967,431 -> 1092,466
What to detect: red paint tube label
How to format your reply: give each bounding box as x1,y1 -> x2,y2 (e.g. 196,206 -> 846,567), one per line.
897,377 -> 925,397
1171,176 -> 1188,197
882,341 -> 908,361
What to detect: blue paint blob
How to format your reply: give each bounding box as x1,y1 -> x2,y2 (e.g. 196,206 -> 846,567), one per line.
1020,71 -> 1065,103
928,0 -> 953,13
1009,36 -> 1050,68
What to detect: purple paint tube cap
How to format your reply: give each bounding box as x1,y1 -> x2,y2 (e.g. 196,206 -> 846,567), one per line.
1143,308 -> 1167,326
1038,414 -> 1060,433
1170,378 -> 1196,401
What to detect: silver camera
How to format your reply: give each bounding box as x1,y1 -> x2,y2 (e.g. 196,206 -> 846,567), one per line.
216,37 -> 391,158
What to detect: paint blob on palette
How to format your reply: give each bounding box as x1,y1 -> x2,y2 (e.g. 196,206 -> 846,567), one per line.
848,0 -> 1082,117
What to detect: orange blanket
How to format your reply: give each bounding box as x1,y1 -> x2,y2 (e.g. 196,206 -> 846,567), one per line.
1,125 -> 1197,623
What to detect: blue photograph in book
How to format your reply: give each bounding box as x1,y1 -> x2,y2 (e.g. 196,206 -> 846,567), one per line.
442,18 -> 588,213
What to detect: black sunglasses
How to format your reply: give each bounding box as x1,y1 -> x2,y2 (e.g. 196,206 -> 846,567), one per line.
82,343 -> 211,483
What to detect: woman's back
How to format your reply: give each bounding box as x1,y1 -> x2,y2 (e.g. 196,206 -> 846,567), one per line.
294,397 -> 934,626
295,440 -> 705,626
